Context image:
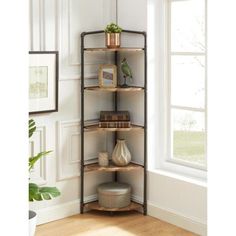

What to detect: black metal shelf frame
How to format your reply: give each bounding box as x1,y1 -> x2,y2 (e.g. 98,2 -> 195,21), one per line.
80,30 -> 147,215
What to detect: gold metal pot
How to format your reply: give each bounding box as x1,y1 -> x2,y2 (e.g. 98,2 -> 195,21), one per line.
105,33 -> 121,48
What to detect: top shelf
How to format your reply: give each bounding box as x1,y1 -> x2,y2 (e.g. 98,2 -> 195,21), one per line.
84,47 -> 144,52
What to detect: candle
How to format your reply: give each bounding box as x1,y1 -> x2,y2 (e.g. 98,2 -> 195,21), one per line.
98,152 -> 109,167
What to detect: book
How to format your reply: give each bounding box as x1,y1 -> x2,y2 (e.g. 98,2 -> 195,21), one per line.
99,121 -> 131,128
84,158 -> 98,165
100,111 -> 130,121
84,119 -> 99,126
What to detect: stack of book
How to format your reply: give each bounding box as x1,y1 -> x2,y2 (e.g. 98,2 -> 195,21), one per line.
99,111 -> 131,128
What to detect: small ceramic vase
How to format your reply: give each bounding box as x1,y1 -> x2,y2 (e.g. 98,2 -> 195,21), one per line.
112,139 -> 131,166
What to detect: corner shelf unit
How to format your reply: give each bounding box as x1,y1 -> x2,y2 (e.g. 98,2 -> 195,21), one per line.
80,30 -> 147,215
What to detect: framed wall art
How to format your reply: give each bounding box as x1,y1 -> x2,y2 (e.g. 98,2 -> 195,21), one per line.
98,64 -> 117,88
29,51 -> 58,114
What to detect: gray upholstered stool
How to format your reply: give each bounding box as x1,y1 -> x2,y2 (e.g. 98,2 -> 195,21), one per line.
97,182 -> 131,208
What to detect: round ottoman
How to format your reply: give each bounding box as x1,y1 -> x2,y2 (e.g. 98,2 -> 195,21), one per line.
97,182 -> 131,208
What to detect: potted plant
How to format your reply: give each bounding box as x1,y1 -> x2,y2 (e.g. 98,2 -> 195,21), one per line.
104,23 -> 122,48
29,119 -> 60,236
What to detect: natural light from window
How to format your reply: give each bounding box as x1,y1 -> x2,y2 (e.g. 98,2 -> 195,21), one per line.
168,0 -> 207,168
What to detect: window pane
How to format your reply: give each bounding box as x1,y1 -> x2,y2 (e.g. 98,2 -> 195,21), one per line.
171,55 -> 205,108
171,0 -> 205,52
171,109 -> 206,166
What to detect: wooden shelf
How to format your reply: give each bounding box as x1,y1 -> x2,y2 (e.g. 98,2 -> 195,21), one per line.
84,124 -> 144,132
84,201 -> 143,212
84,162 -> 143,172
84,86 -> 144,92
84,47 -> 144,52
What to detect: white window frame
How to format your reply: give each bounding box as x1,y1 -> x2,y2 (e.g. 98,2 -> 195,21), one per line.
160,0 -> 207,179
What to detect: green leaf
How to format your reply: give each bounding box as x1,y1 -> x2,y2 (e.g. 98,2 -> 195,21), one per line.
29,119 -> 36,138
41,193 -> 52,200
29,151 -> 52,171
29,183 -> 60,201
29,183 -> 39,201
40,187 -> 61,198
105,22 -> 122,33
29,183 -> 38,193
28,119 -> 60,202
29,119 -> 35,127
33,193 -> 43,201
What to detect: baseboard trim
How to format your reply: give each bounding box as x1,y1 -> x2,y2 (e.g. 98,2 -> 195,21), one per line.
36,196 -> 207,236
36,200 -> 80,225
147,202 -> 207,236
36,195 -> 97,225
36,194 -> 142,225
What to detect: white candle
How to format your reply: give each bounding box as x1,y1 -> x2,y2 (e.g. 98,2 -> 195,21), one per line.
98,152 -> 109,167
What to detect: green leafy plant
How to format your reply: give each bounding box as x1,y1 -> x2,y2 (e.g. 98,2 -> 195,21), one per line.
29,119 -> 60,201
105,23 -> 122,33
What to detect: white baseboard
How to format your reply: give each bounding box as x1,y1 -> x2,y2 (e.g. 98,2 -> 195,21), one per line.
36,195 -> 97,225
36,194 -> 141,225
147,201 -> 207,236
36,195 -> 207,236
36,200 -> 80,225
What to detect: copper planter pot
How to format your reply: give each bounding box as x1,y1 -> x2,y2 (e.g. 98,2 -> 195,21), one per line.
105,33 -> 121,48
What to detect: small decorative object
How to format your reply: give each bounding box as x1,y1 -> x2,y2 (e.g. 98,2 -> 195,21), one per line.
29,51 -> 58,114
99,64 -> 117,88
105,23 -> 122,48
121,58 -> 133,88
98,152 -> 109,167
112,139 -> 131,166
97,182 -> 131,208
99,111 -> 131,128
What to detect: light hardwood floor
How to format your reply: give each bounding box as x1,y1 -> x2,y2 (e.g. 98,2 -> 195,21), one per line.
36,211 -> 198,236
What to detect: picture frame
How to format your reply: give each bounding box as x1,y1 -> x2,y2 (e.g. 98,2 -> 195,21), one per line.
98,64 -> 117,88
29,51 -> 59,114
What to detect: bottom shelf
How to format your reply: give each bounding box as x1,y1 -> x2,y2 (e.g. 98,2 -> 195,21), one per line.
84,201 -> 142,212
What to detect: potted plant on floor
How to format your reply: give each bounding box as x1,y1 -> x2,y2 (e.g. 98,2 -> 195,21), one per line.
29,119 -> 60,236
105,23 -> 122,48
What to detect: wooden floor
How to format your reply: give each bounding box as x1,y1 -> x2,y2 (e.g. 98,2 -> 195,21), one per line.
36,211 -> 198,236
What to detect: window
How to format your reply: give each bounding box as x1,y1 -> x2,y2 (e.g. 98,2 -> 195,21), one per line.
166,0 -> 207,170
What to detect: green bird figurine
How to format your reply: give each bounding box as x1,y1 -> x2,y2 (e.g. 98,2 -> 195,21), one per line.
121,58 -> 132,87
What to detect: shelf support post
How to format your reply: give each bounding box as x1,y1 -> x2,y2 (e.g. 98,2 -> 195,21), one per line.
80,32 -> 85,214
143,31 -> 147,215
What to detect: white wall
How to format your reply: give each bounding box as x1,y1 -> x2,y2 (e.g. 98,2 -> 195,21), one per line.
29,0 -> 116,224
29,1 -> 207,235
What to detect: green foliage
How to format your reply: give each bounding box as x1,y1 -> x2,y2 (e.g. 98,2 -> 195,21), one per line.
29,119 -> 60,201
29,183 -> 60,202
29,151 -> 52,171
105,23 -> 122,33
29,119 -> 36,138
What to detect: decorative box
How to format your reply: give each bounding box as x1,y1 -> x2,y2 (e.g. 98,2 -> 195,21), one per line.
97,182 -> 131,208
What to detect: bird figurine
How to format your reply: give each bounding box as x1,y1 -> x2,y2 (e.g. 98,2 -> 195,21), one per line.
121,58 -> 132,87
